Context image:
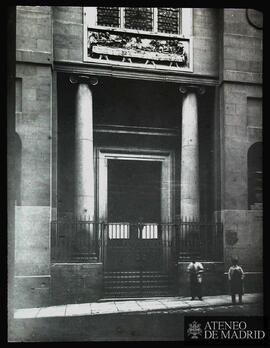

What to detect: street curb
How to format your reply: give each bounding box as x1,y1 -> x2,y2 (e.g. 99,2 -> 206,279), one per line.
14,294 -> 263,319
90,299 -> 263,317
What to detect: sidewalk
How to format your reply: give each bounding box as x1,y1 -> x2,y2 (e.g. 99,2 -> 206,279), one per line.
14,293 -> 262,319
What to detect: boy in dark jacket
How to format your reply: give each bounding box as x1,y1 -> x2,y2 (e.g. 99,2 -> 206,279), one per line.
228,257 -> 244,304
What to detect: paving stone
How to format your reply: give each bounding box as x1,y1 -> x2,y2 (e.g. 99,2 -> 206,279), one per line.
14,307 -> 41,319
243,294 -> 262,303
65,303 -> 91,316
114,301 -> 143,312
202,298 -> 231,306
158,297 -> 183,302
158,300 -> 190,309
36,305 -> 66,318
183,300 -> 210,307
136,300 -> 167,311
90,302 -> 119,315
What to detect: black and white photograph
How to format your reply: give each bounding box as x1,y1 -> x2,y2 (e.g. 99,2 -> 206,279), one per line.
7,5 -> 265,342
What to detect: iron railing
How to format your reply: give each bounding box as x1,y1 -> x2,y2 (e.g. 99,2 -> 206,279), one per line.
51,219 -> 100,262
51,219 -> 223,263
175,219 -> 223,262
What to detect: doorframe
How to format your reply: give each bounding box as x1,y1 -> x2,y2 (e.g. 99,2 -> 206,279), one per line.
96,147 -> 175,272
96,147 -> 174,223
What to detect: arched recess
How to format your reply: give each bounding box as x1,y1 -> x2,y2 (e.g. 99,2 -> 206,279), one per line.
248,142 -> 262,209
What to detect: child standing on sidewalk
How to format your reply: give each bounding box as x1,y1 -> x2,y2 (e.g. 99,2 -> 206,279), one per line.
187,260 -> 204,300
228,257 -> 244,304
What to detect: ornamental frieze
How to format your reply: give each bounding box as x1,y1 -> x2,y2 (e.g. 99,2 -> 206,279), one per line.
87,29 -> 189,68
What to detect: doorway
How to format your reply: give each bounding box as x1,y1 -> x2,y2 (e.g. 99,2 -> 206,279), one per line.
97,149 -> 172,224
108,159 -> 161,223
97,150 -> 174,297
106,159 -> 162,271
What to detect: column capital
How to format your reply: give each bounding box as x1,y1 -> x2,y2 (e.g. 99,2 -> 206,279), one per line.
69,74 -> 99,86
179,85 -> 205,95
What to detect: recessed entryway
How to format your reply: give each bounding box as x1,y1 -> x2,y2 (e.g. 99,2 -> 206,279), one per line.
97,149 -> 172,223
108,159 -> 161,223
97,149 -> 174,297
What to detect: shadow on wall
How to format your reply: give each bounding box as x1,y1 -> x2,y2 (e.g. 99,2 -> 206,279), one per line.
13,132 -> 22,206
248,142 -> 262,210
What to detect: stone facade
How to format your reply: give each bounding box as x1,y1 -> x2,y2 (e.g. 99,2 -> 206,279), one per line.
14,6 -> 53,308
218,9 -> 262,288
9,7 -> 263,308
51,263 -> 103,305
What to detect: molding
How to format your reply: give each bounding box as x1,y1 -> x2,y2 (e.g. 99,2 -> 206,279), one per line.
51,262 -> 103,266
16,49 -> 53,65
54,62 -> 219,86
96,147 -> 174,223
17,7 -> 51,14
15,275 -> 51,278
51,71 -> 58,218
53,19 -> 83,26
222,70 -> 262,86
219,79 -> 262,87
94,124 -> 179,137
247,126 -> 262,130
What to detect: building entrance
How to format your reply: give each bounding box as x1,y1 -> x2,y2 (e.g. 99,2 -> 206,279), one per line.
106,159 -> 162,272
98,154 -> 175,297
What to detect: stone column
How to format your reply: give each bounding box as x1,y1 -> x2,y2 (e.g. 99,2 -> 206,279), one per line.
70,75 -> 98,261
180,86 -> 205,220
178,86 -> 205,261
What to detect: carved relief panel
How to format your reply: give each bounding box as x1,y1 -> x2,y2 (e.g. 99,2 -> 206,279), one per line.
84,7 -> 193,72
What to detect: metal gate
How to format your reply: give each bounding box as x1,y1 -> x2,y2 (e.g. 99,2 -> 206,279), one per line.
101,222 -> 176,298
50,219 -> 223,297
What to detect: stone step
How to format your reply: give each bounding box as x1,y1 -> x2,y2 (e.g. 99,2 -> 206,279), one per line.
103,271 -> 174,298
104,281 -> 173,288
104,272 -> 171,277
104,277 -> 172,282
103,291 -> 172,298
104,274 -> 171,279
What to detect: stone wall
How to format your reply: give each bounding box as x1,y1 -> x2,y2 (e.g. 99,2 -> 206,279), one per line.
222,9 -> 262,84
53,7 -> 84,62
221,210 -> 263,271
15,6 -> 53,308
16,6 -> 53,65
217,9 -> 263,280
193,8 -> 219,76
221,84 -> 262,210
51,263 -> 103,305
